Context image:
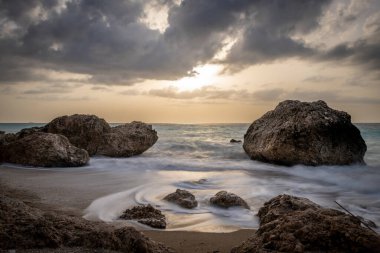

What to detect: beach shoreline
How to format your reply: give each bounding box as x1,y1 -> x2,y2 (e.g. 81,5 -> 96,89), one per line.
0,165 -> 255,253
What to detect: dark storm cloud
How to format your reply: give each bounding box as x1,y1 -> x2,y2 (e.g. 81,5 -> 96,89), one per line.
225,0 -> 332,65
0,0 -> 378,86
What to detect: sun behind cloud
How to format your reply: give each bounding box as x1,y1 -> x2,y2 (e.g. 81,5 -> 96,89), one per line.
173,64 -> 222,91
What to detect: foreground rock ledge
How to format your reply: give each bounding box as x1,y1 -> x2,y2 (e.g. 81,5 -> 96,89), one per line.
0,132 -> 89,167
243,100 -> 367,166
0,185 -> 171,253
232,194 -> 380,253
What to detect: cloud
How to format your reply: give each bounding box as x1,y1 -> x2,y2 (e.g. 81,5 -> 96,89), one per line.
0,0 -> 379,86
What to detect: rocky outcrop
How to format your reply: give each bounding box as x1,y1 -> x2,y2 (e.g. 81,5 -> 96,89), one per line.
0,132 -> 89,167
97,122 -> 158,157
44,115 -> 158,157
243,100 -> 367,166
44,114 -> 111,156
230,139 -> 242,143
0,185 -> 171,252
210,191 -> 249,209
120,205 -> 166,229
231,195 -> 380,253
164,189 -> 198,209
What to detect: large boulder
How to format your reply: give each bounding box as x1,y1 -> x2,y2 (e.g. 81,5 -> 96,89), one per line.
231,194 -> 380,253
0,132 -> 89,167
210,191 -> 249,209
97,121 -> 158,157
44,114 -> 111,156
243,100 -> 367,166
164,189 -> 198,209
120,204 -> 166,229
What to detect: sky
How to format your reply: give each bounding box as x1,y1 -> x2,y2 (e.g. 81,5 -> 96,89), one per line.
0,0 -> 379,123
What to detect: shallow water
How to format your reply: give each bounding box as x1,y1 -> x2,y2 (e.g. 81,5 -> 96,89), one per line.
1,123 -> 380,232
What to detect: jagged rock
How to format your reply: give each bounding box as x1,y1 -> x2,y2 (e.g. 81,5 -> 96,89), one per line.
0,132 -> 89,167
16,126 -> 45,139
120,204 -> 166,229
97,121 -> 158,157
0,186 -> 171,252
164,189 -> 198,209
210,191 -> 249,209
230,139 -> 242,143
231,194 -> 380,253
44,115 -> 158,157
44,114 -> 111,156
243,100 -> 367,166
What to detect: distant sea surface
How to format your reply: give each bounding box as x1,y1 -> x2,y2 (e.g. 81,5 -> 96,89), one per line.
1,123 -> 380,232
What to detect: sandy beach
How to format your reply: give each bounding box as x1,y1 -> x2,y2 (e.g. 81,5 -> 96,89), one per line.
0,165 -> 254,253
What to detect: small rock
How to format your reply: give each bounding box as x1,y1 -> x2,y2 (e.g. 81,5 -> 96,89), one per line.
120,204 -> 166,229
0,130 -> 4,135
164,189 -> 198,209
230,139 -> 242,143
210,191 -> 249,209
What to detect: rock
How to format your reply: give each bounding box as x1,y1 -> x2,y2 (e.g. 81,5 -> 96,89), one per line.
1,132 -> 89,167
230,139 -> 242,143
243,100 -> 367,166
0,130 -> 4,135
97,121 -> 158,157
44,114 -> 111,156
16,126 -> 45,139
0,184 -> 172,252
164,189 -> 198,209
120,204 -> 166,229
357,215 -> 378,229
44,115 -> 158,157
231,194 -> 380,253
210,191 -> 249,209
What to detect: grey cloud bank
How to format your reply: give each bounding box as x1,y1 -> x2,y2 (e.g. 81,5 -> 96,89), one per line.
0,0 -> 379,86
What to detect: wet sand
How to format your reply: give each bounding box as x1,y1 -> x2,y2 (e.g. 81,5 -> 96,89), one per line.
0,165 -> 254,253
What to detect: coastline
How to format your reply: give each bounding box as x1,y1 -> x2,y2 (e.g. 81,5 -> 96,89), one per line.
0,165 -> 255,253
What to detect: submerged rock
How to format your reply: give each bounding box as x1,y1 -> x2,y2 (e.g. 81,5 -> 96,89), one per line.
97,121 -> 158,157
0,132 -> 89,167
210,191 -> 249,209
232,194 -> 380,253
120,204 -> 166,229
164,189 -> 198,209
243,100 -> 367,166
230,139 -> 242,143
44,114 -> 111,156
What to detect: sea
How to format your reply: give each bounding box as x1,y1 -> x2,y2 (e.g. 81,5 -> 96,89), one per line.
1,123 -> 380,232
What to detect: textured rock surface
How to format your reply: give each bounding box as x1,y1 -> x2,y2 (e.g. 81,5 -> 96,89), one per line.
210,191 -> 249,209
44,115 -> 158,157
243,100 -> 367,166
164,189 -> 198,209
0,185 -> 171,252
231,194 -> 380,253
97,122 -> 158,157
0,132 -> 89,167
44,114 -> 111,156
120,205 -> 166,229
